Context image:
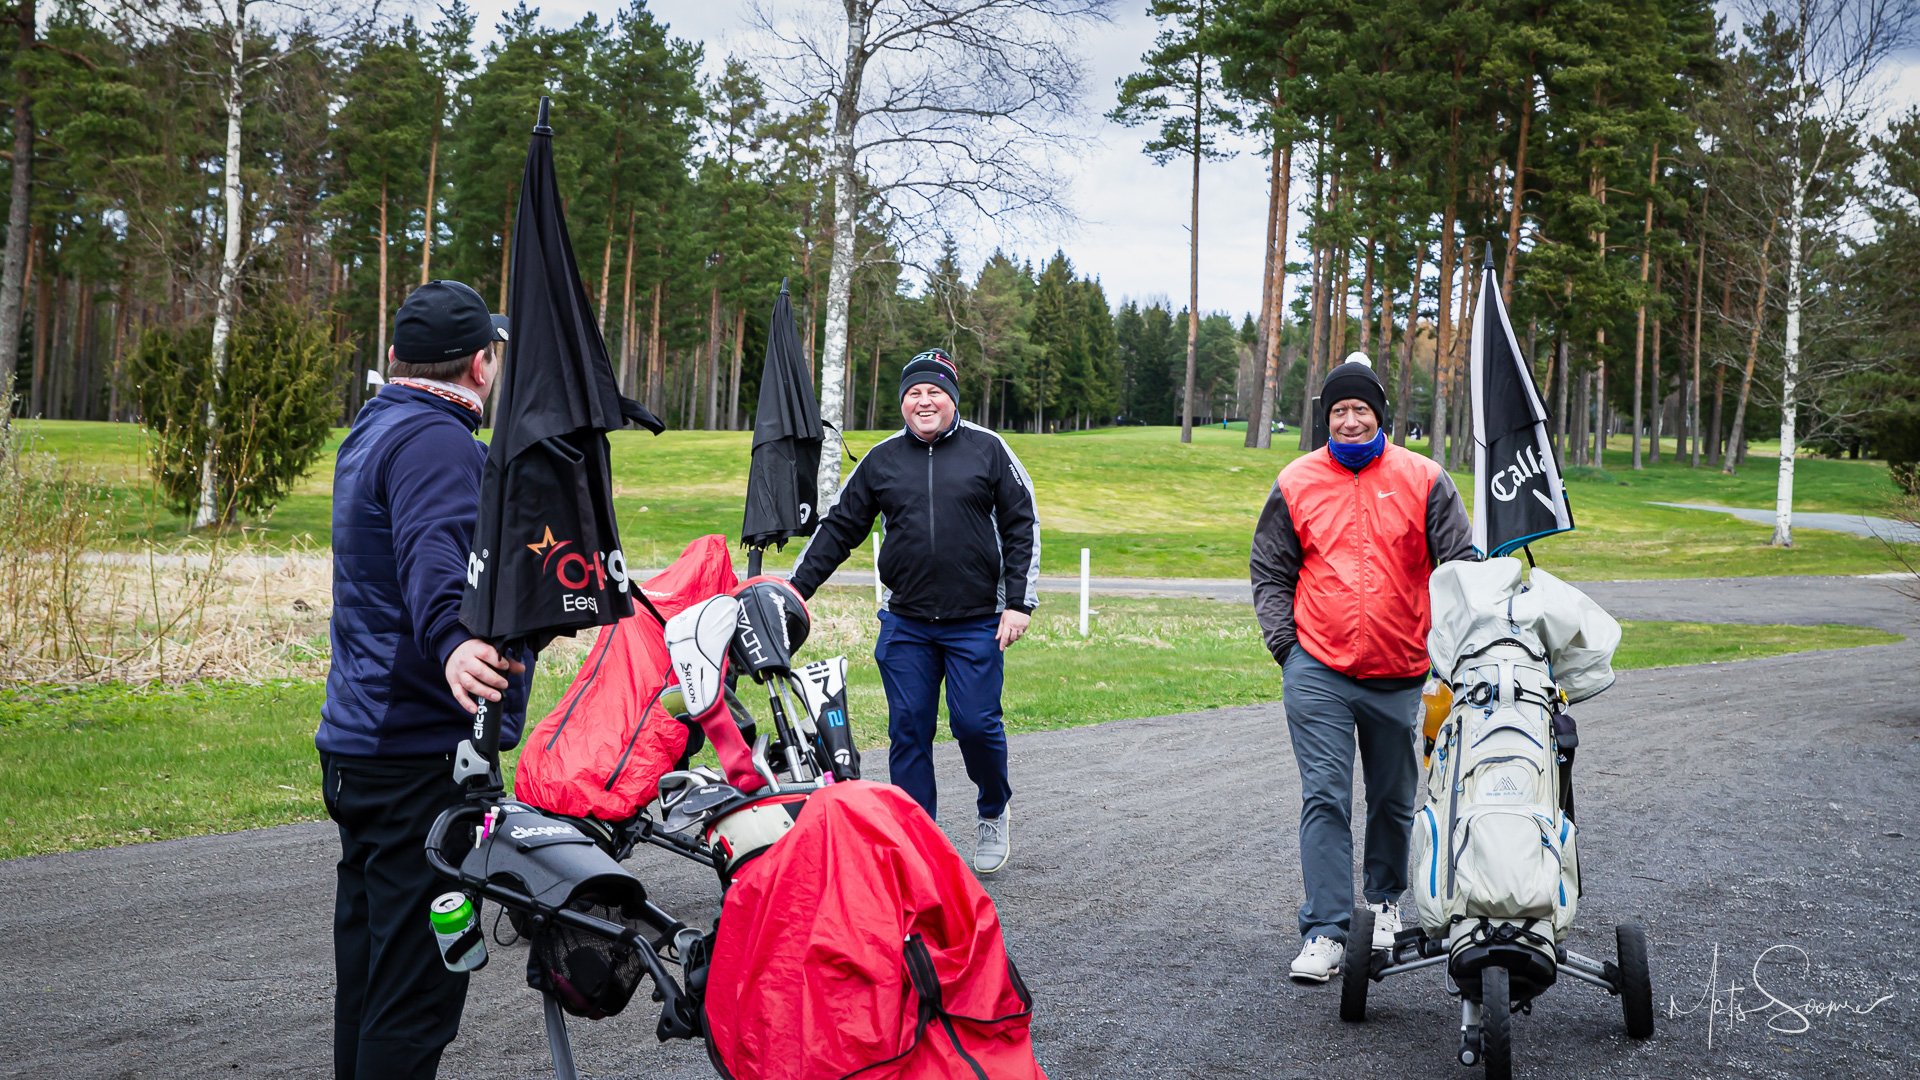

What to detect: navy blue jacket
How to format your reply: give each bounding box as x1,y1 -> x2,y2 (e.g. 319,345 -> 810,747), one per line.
317,385 -> 533,757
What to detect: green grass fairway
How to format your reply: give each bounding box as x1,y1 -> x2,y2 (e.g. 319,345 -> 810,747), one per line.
16,420 -> 1916,579
0,590 -> 1900,860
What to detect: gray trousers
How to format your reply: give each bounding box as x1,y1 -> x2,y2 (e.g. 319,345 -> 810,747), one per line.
1281,647 -> 1423,943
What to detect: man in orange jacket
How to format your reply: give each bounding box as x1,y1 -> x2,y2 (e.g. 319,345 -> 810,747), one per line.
1250,354 -> 1475,984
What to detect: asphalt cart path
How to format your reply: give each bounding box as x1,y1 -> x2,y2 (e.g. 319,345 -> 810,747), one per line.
1,576 -> 1915,1079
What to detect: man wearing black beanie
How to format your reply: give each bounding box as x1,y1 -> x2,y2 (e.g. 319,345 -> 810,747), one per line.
789,347 -> 1040,874
1250,352 -> 1475,984
1318,353 -> 1390,435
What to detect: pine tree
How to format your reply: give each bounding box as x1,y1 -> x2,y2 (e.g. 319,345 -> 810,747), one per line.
1113,0 -> 1238,444
1027,252 -> 1080,433
333,23 -> 436,376
419,2 -> 479,286
969,251 -> 1034,429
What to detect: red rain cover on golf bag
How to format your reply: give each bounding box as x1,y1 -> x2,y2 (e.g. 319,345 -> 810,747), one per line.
704,781 -> 1046,1080
514,534 -> 739,820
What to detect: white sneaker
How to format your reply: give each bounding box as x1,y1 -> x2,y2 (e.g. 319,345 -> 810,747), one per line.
1369,901 -> 1403,951
1289,935 -> 1343,984
973,810 -> 1011,874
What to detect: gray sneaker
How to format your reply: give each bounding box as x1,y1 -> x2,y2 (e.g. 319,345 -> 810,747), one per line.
974,810 -> 1011,874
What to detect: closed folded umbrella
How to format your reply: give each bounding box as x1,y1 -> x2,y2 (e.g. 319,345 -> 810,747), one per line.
740,279 -> 821,575
458,96 -> 663,791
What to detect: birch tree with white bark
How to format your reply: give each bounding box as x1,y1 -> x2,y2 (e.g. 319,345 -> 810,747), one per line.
753,0 -> 1111,504
1736,0 -> 1916,547
117,0 -> 381,528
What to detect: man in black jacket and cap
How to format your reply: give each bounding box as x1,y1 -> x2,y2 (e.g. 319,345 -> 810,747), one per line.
317,280 -> 532,1079
789,348 -> 1041,874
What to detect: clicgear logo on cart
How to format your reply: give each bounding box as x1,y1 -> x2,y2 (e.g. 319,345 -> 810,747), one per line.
525,525 -> 629,613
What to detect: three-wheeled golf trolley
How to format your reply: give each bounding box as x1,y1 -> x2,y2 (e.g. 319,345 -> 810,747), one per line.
1336,559 -> 1654,1080
425,562 -> 1044,1079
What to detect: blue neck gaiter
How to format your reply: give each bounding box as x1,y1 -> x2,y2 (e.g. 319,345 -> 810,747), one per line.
1328,430 -> 1386,472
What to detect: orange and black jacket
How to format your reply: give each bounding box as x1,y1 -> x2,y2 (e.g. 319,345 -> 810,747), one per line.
1250,443 -> 1475,681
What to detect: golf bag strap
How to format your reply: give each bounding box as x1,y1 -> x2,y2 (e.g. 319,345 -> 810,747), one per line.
905,933 -> 947,1023
903,933 -> 1035,1024
1553,709 -> 1578,824
902,936 -> 989,1080
1453,916 -> 1556,954
1454,636 -> 1549,669
828,935 -> 1035,1080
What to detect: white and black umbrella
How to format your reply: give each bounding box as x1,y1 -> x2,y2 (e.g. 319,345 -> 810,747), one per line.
1469,253 -> 1574,558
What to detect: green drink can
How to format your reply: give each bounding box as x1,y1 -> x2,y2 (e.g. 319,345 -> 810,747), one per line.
429,891 -> 488,972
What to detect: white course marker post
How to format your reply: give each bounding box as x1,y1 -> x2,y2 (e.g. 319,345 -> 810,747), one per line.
1079,547 -> 1090,637
873,534 -> 883,607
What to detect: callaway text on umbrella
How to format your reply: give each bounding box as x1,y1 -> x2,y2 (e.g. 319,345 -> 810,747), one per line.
1469,248 -> 1574,560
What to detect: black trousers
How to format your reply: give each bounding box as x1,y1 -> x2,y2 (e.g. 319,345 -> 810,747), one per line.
321,752 -> 471,1080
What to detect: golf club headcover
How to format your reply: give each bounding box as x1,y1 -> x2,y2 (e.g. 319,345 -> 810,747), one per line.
664,596 -> 766,794
797,656 -> 861,780
728,576 -> 811,681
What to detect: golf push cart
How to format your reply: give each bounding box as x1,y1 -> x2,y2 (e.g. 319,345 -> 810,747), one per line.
1335,559 -> 1655,1080
424,565 -> 1046,1079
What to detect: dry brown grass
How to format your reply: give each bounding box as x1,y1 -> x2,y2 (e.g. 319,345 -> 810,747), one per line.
0,426 -> 339,685
1,545 -> 338,686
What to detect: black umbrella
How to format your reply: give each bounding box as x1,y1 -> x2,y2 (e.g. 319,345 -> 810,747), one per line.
1468,249 -> 1573,558
457,97 -> 664,792
740,279 -> 821,576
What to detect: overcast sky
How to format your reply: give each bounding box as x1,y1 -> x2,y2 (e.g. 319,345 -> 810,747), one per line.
461,1 -> 1920,323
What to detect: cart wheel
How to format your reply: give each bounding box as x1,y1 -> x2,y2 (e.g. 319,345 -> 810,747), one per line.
1616,922 -> 1655,1039
1481,964 -> 1512,1080
1474,957 -> 1505,1076
1339,906 -> 1375,1022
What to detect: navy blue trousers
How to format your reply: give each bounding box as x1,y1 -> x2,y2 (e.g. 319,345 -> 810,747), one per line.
873,611 -> 1012,821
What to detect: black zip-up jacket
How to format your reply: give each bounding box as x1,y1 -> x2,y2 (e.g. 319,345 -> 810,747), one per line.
789,419 -> 1041,620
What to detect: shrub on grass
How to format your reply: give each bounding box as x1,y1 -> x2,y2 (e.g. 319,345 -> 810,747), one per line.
1564,465 -> 1616,484
127,302 -> 344,521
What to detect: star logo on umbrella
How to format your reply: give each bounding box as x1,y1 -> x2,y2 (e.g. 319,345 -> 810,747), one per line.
526,525 -> 573,571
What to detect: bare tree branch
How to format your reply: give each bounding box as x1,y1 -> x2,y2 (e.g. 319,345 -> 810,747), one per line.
748,0 -> 1112,497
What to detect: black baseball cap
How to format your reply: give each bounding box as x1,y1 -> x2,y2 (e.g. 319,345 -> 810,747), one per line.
392,280 -> 510,363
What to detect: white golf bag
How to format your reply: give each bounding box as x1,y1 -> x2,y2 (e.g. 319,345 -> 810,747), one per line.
1411,559 -> 1620,966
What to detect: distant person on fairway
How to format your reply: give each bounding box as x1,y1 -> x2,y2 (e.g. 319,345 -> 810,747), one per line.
1250,353 -> 1475,984
316,280 -> 532,1078
788,348 -> 1041,874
